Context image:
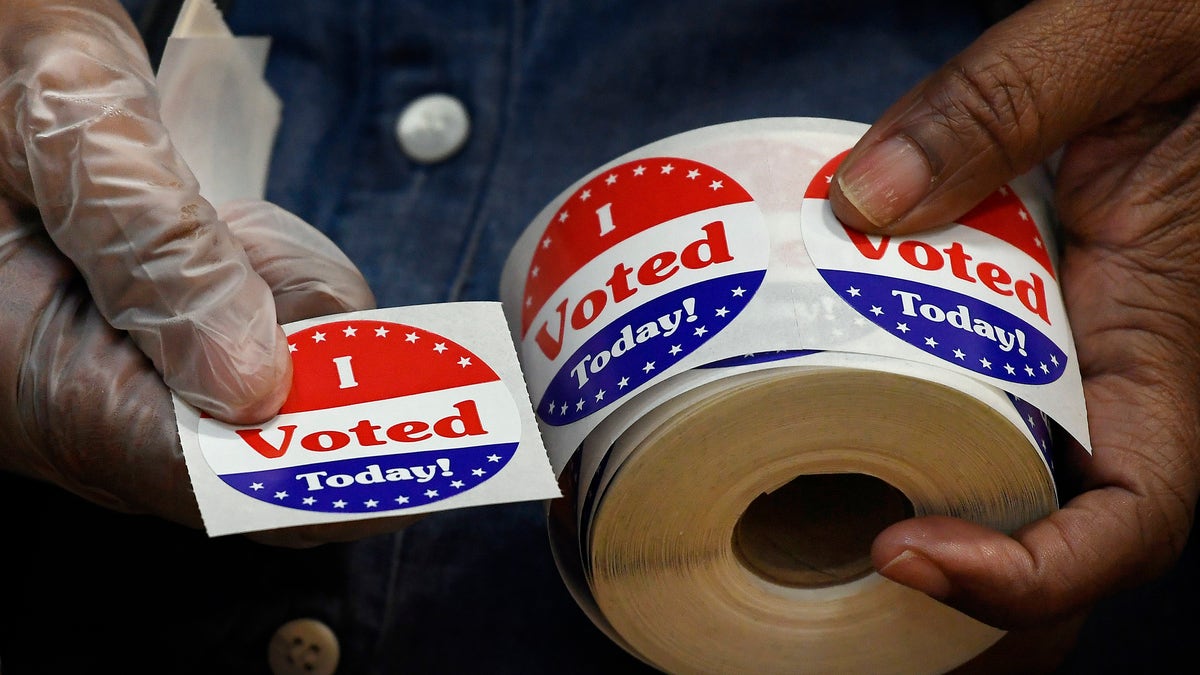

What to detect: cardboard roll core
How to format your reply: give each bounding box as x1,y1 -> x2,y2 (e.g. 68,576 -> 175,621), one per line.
733,472 -> 913,588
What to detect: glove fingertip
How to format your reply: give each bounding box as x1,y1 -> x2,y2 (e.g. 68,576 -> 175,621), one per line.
168,325 -> 293,424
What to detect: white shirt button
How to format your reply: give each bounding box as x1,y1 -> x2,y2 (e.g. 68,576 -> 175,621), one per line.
268,618 -> 340,675
396,93 -> 471,164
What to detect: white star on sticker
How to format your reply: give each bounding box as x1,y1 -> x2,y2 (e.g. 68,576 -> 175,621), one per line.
825,173 -> 833,183
288,343 -> 297,353
487,454 -> 501,462
333,499 -> 347,508
1040,362 -> 1050,374
365,499 -> 379,508
425,489 -> 439,498
395,496 -> 410,505
896,322 -> 910,333
953,349 -> 966,360
343,326 -> 357,337
274,491 -> 288,500
524,297 -> 532,307
715,307 -> 729,317
661,163 -> 675,174
303,497 -> 316,505
605,173 -> 618,185
617,377 -> 629,389
643,361 -> 656,373
576,399 -> 585,411
312,331 -> 326,343
925,337 -> 938,348
375,326 -> 389,337
433,342 -> 448,353
531,266 -> 539,278
1050,354 -> 1059,366
1033,235 -> 1043,249
250,482 -> 264,491
457,356 -> 472,368
405,331 -> 420,343
559,402 -> 568,415
669,344 -> 682,355
558,211 -> 569,222
595,390 -> 606,402
870,305 -> 884,316
1018,209 -> 1029,221
541,236 -> 552,248
1004,363 -> 1016,375
980,358 -> 992,369
1025,365 -> 1035,376
709,179 -> 723,191
694,326 -> 708,337
846,286 -> 861,297
731,287 -> 746,297
633,165 -> 646,176
687,169 -> 701,180
451,480 -> 465,488
580,189 -> 592,201
472,468 -> 486,477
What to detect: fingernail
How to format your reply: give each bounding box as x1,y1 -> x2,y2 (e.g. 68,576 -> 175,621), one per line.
879,549 -> 952,600
837,136 -> 932,229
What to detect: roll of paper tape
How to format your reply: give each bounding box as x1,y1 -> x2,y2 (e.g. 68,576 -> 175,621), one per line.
500,118 -> 1087,674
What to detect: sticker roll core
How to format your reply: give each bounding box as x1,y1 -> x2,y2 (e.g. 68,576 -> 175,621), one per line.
587,366 -> 1055,674
501,117 -> 1086,674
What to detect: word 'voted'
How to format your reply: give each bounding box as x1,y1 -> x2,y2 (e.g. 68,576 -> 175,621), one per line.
533,220 -> 734,360
235,400 -> 488,459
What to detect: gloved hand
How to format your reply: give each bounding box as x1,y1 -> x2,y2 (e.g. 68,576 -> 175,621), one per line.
830,0 -> 1200,643
1,0 -> 291,424
0,0 -> 415,546
0,197 -> 423,547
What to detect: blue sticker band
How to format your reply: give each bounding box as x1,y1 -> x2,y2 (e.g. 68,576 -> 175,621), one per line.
219,441 -> 518,513
1008,393 -> 1055,471
538,269 -> 765,425
820,270 -> 1067,385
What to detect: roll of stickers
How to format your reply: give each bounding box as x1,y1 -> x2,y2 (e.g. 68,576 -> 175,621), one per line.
499,118 -> 1089,674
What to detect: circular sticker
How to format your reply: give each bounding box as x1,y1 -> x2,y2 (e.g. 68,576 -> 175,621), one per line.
801,152 -> 1068,385
520,157 -> 770,425
197,320 -> 522,513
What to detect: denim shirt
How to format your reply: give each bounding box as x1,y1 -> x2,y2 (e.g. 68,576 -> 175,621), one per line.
1,2 -> 1036,674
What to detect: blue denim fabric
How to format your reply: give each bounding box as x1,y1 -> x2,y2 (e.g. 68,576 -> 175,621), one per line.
5,1 -> 1193,673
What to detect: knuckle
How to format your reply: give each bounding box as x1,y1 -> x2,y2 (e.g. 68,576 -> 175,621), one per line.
927,49 -> 1049,175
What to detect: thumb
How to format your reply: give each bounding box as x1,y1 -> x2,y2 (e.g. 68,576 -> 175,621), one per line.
828,0 -> 1200,233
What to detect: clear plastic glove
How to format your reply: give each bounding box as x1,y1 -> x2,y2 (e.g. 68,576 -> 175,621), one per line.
1,0 -> 291,423
830,0 -> 1200,643
0,197 -> 421,547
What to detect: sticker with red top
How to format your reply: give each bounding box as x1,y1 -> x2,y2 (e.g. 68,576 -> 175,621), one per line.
801,151 -> 1070,385
195,318 -> 524,514
519,157 -> 770,425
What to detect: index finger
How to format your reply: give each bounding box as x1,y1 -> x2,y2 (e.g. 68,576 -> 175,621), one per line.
1,0 -> 290,422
